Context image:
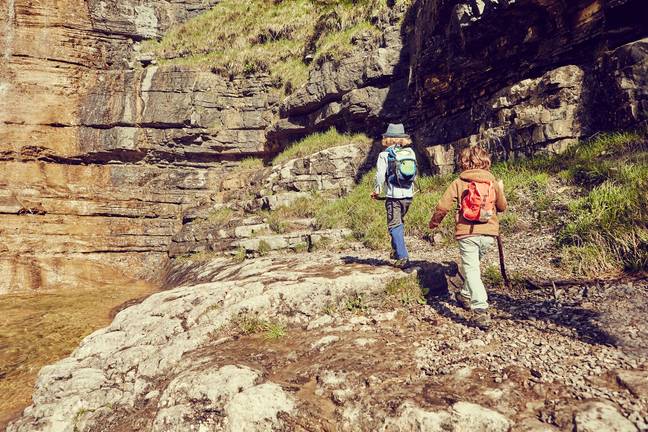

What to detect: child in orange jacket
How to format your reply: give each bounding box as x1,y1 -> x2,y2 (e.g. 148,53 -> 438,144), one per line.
428,146 -> 507,329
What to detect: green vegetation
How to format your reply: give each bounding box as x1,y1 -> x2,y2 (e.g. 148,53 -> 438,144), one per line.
322,302 -> 338,315
263,322 -> 287,341
499,212 -> 519,234
344,292 -> 368,313
233,247 -> 247,263
315,170 -> 455,249
207,207 -> 235,226
312,130 -> 647,276
258,239 -> 272,256
493,131 -> 647,275
384,275 -> 428,306
292,242 -> 309,253
482,264 -> 504,287
272,127 -> 372,164
143,0 -> 404,93
239,157 -> 265,169
233,314 -> 286,340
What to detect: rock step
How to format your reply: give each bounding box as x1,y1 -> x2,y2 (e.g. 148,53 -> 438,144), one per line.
231,228 -> 353,253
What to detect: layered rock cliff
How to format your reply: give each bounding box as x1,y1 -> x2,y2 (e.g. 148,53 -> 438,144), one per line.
1,0 -> 647,293
0,0 -> 276,293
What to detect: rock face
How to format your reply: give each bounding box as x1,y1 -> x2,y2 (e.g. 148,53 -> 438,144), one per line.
6,255 -> 401,432
407,0 -> 648,172
3,0 -> 646,292
0,0 -> 277,293
168,141 -> 370,257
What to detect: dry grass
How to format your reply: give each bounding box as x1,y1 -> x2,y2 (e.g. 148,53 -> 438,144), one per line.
0,282 -> 158,428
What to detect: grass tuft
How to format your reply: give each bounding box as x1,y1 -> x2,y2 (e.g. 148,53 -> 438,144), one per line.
233,314 -> 286,340
272,127 -> 372,165
207,207 -> 235,226
384,275 -> 429,306
258,240 -> 272,256
239,157 -> 265,169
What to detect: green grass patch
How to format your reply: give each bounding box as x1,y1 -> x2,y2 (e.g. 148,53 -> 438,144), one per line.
207,207 -> 235,226
272,127 -> 372,165
239,157 -> 265,169
233,314 -> 286,340
315,170 -> 454,249
233,247 -> 247,263
384,275 -> 429,306
263,322 -> 287,341
257,239 -> 272,256
143,0 -> 397,93
499,212 -> 519,234
344,292 -> 368,314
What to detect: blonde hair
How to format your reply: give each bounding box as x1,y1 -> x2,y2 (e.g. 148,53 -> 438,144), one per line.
458,146 -> 492,171
382,137 -> 412,147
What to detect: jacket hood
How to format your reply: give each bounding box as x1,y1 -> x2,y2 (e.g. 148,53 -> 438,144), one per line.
459,169 -> 496,182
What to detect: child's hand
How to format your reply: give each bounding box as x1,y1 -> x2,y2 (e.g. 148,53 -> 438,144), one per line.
371,192 -> 379,200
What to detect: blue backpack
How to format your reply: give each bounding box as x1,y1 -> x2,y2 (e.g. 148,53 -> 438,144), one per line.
386,146 -> 417,187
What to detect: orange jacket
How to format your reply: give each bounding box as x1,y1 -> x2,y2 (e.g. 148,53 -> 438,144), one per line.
428,169 -> 508,238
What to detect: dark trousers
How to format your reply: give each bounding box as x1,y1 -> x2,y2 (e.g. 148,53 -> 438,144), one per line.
385,198 -> 412,259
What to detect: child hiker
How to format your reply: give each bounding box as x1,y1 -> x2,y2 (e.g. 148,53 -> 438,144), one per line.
428,146 -> 507,330
371,124 -> 418,269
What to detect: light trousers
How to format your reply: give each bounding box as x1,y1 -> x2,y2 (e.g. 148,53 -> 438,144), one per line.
458,235 -> 495,310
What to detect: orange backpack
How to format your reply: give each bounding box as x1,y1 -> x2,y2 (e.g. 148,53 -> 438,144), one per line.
461,180 -> 496,223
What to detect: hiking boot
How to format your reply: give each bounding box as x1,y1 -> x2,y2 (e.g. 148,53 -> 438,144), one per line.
454,292 -> 471,310
393,258 -> 410,269
472,309 -> 491,330
389,251 -> 398,260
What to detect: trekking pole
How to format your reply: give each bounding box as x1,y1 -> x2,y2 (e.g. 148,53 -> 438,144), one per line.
496,235 -> 511,289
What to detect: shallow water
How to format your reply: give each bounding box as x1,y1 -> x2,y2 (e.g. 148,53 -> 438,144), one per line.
0,280 -> 158,428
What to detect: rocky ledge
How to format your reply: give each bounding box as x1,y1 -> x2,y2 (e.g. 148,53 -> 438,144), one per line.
8,248 -> 648,431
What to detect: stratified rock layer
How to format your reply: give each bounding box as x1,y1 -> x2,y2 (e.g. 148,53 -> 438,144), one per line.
0,0 -> 277,293
1,0 -> 647,293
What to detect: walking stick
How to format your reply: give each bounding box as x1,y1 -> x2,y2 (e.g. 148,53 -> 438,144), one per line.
496,235 -> 511,288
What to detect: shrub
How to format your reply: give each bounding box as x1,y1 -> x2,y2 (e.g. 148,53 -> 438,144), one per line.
272,127 -> 372,164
